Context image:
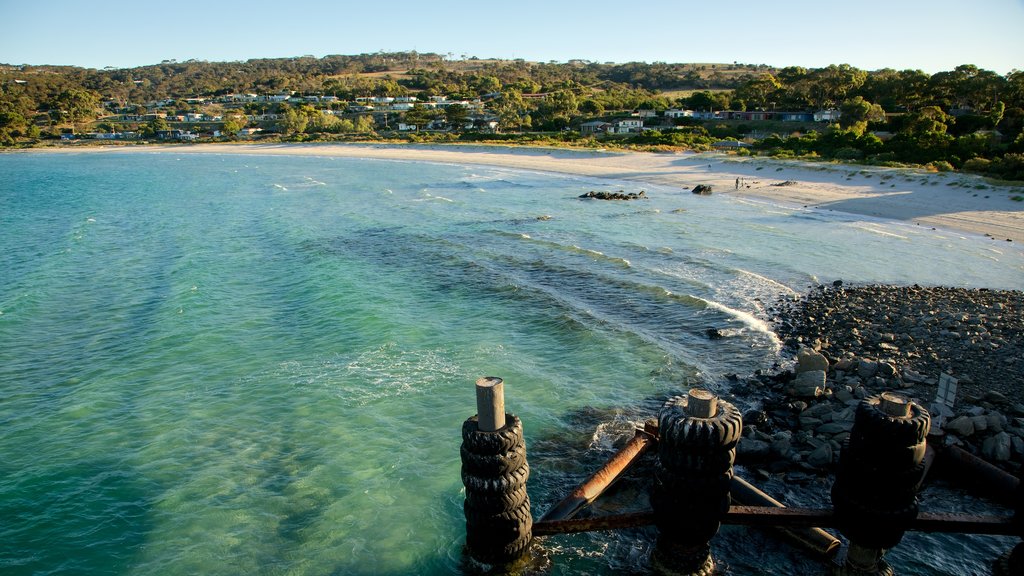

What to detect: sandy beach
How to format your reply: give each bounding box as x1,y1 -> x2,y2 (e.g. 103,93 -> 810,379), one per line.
38,142 -> 1024,244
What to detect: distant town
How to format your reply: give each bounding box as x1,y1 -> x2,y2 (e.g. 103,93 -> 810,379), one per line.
1,53 -> 1021,180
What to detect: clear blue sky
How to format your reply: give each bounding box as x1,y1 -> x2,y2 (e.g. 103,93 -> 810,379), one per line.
2,0 -> 1022,74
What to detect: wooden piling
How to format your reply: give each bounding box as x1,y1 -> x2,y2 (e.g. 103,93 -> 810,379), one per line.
475,377 -> 505,432
686,388 -> 718,418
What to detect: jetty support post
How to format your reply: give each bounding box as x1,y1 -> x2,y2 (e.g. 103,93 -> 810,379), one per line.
461,377 -> 532,566
650,389 -> 742,575
831,392 -> 930,575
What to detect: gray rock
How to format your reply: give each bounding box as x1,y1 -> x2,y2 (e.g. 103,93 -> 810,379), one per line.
945,415 -> 975,437
817,421 -> 854,435
793,370 -> 826,398
971,414 -> 989,433
835,357 -> 857,371
982,431 -> 1012,462
1013,436 -> 1024,458
808,443 -> 833,468
834,388 -> 855,403
857,359 -> 879,379
986,412 -> 1006,433
796,348 -> 830,374
737,438 -> 771,460
877,362 -> 897,378
902,368 -> 926,384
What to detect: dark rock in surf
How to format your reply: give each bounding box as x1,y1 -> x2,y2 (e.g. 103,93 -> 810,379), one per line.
692,184 -> 713,195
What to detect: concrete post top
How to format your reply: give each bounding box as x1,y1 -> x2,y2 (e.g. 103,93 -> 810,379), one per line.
687,388 -> 718,418
879,391 -> 911,418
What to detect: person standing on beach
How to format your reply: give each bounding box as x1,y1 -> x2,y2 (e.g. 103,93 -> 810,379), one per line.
735,177 -> 740,190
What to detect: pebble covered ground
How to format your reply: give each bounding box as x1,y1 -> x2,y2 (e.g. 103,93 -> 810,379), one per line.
727,284 -> 1024,479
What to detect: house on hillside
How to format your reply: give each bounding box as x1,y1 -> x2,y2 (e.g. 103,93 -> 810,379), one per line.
611,118 -> 643,133
665,109 -> 694,118
580,120 -> 611,135
814,109 -> 841,122
777,111 -> 814,122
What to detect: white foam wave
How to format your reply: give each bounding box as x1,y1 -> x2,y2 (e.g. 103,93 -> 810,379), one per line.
849,223 -> 909,239
735,268 -> 800,295
697,297 -> 780,344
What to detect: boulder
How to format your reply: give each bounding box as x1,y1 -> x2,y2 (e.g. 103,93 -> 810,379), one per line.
792,370 -> 826,398
737,438 -> 771,461
691,184 -> 713,195
857,359 -> 879,379
982,431 -> 1012,462
796,348 -> 830,374
807,443 -> 834,468
817,421 -> 854,435
945,415 -> 975,437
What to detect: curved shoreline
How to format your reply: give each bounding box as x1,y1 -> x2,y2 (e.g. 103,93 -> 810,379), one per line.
19,142 -> 1024,244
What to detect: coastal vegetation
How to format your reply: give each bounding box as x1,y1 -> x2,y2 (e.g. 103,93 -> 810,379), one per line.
2,53 -> 1023,180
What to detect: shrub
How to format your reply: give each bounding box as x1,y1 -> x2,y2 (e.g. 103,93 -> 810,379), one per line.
962,157 -> 992,174
927,161 -> 955,172
833,147 -> 864,160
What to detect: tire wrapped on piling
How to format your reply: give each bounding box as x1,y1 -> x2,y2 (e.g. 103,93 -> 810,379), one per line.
831,395 -> 930,550
651,393 -> 742,549
461,413 -> 532,565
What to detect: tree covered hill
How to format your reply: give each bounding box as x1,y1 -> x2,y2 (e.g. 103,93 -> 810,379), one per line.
1,53 -> 1022,180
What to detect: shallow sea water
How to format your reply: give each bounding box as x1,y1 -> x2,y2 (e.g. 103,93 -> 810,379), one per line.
1,150 -> 1021,575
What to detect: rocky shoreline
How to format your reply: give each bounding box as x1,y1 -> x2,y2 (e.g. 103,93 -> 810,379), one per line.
731,284 -> 1024,481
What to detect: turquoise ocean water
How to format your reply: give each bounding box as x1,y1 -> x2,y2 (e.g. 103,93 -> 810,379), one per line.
1,149 -> 1022,575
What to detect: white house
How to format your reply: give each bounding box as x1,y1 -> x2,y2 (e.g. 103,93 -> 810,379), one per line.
814,109 -> 841,122
664,109 -> 694,118
611,119 -> 643,133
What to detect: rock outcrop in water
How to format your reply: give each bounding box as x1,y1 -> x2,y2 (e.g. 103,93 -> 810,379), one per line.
729,284 -> 1024,481
579,190 -> 647,200
691,185 -> 713,195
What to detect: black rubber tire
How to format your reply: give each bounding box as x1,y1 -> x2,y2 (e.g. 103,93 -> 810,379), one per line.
659,396 -> 743,452
658,444 -> 735,476
466,530 -> 532,565
836,446 -> 928,493
854,397 -> 930,446
844,435 -> 927,469
653,460 -> 734,496
466,483 -> 528,512
832,478 -> 918,549
465,494 -> 532,529
461,443 -> 527,477
462,461 -> 530,494
462,414 -> 524,456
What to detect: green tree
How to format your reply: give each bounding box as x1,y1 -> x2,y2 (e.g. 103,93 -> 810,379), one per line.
838,96 -> 885,135
280,106 -> 309,134
222,112 -> 247,136
579,99 -> 604,115
148,116 -> 169,133
735,73 -> 783,110
444,103 -> 469,128
492,90 -> 528,131
354,115 -> 375,132
903,106 -> 953,135
52,88 -> 101,127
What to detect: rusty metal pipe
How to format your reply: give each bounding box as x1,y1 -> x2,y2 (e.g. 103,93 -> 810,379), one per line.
534,511 -> 655,536
730,476 -> 841,559
939,444 -> 1020,506
534,507 -> 1021,537
538,423 -> 657,523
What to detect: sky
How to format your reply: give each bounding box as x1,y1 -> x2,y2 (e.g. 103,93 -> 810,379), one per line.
2,0 -> 1022,74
